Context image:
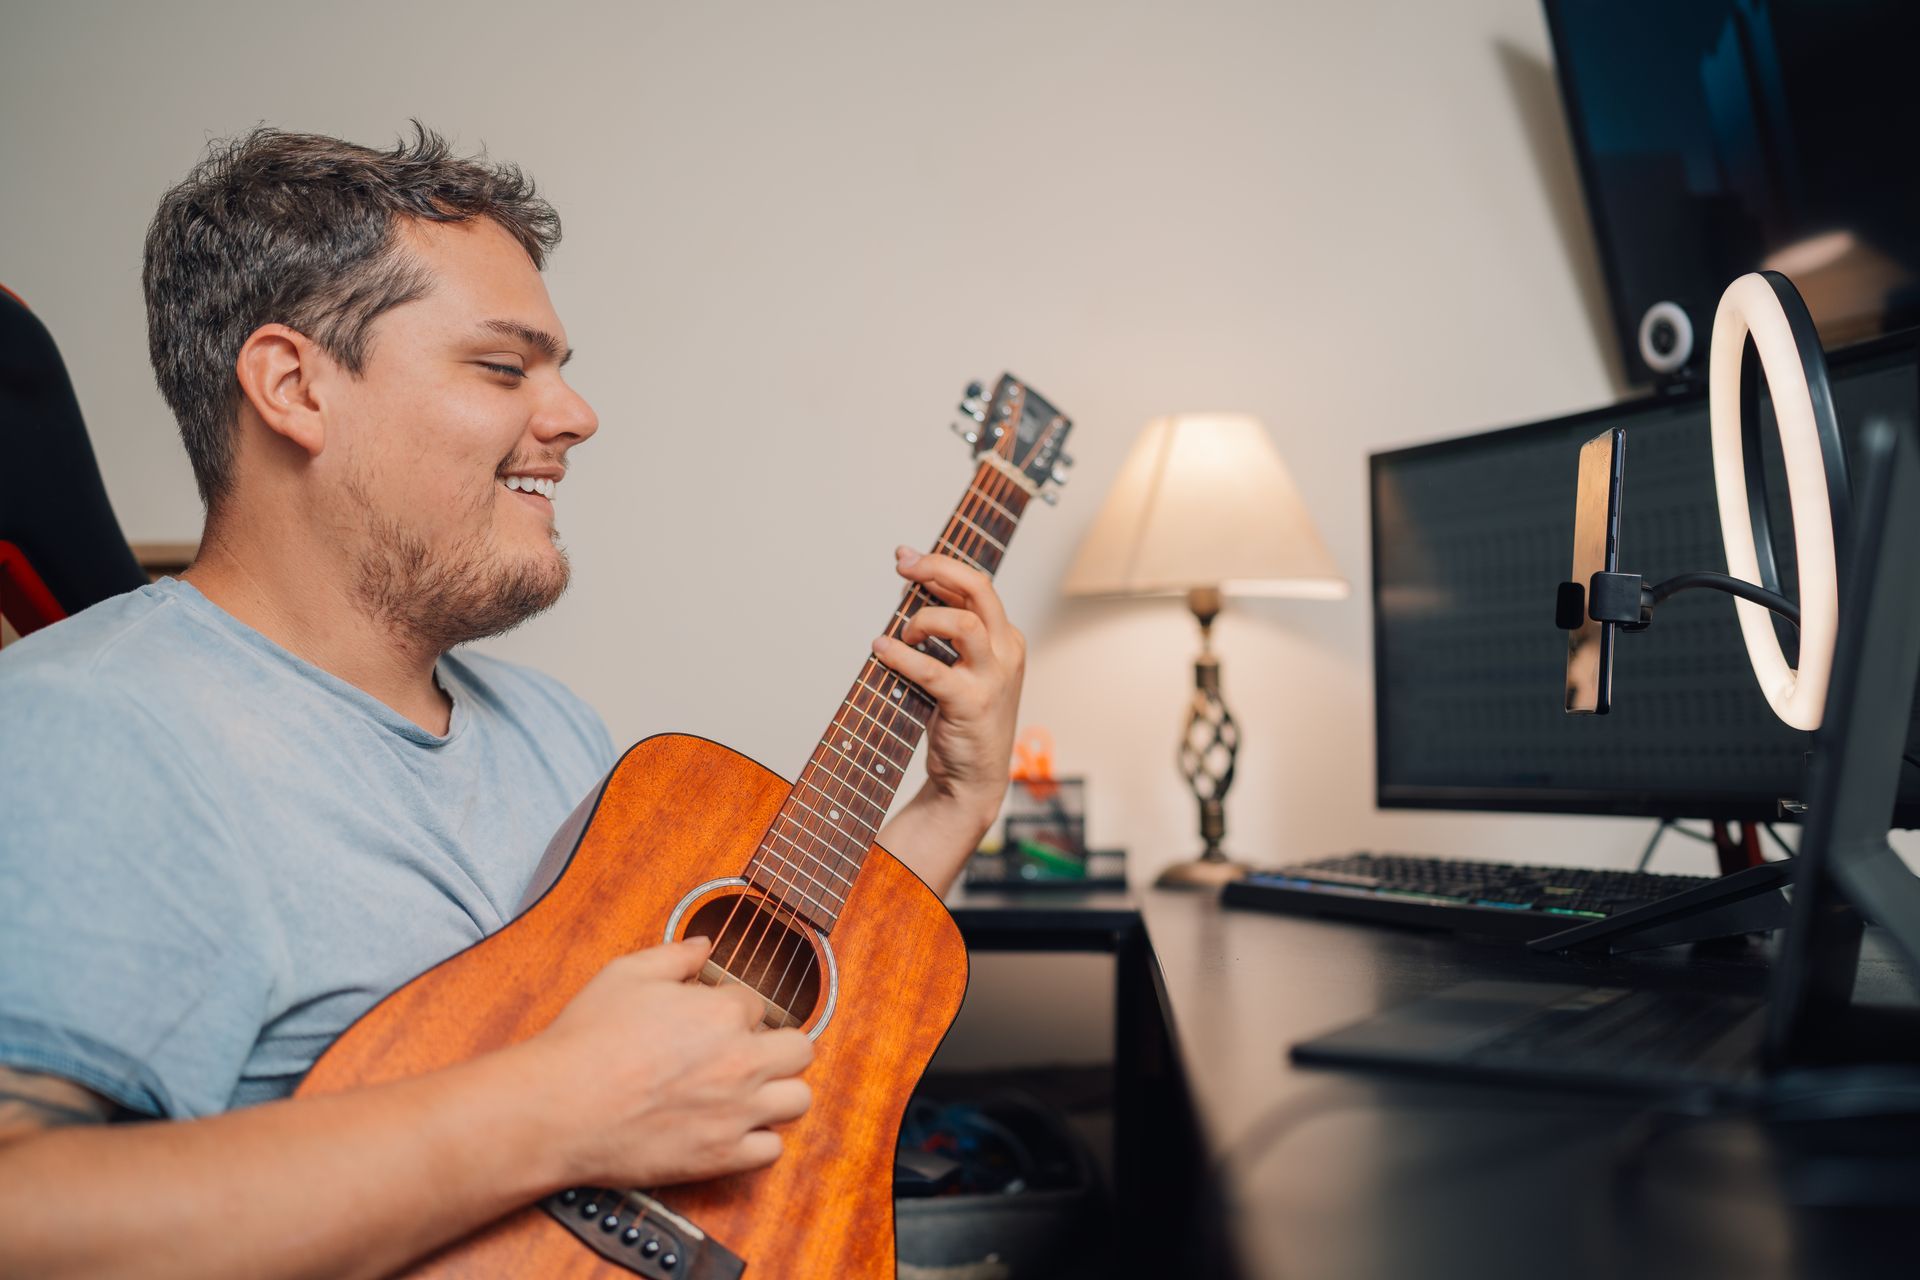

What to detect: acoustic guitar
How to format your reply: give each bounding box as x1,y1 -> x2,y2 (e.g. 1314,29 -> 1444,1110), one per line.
297,375 -> 1074,1278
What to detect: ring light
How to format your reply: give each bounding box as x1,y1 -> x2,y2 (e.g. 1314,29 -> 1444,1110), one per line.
1708,271 -> 1845,731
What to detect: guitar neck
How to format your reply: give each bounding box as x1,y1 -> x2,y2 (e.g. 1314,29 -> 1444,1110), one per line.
745,460 -> 1035,930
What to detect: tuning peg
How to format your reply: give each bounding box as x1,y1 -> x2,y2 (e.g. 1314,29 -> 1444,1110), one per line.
957,399 -> 986,423
964,380 -> 984,400
1040,489 -> 1059,505
1050,463 -> 1071,486
950,421 -> 980,446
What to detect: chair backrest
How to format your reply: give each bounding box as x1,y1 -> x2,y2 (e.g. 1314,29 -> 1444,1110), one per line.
0,286 -> 148,642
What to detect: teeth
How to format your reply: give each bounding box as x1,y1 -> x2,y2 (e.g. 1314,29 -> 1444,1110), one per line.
502,475 -> 558,499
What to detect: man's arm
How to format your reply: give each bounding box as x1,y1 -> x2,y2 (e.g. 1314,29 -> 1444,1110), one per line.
0,939 -> 812,1280
872,547 -> 1027,896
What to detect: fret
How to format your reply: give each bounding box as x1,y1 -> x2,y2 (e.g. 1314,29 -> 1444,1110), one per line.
949,511 -> 1007,553
821,725 -> 906,780
853,671 -> 932,723
839,697 -> 921,750
795,773 -> 888,824
761,822 -> 857,888
744,857 -> 842,919
787,791 -> 876,844
888,608 -> 962,664
755,857 -> 853,923
858,680 -> 937,732
768,805 -> 867,867
934,539 -> 989,575
816,737 -> 893,787
966,486 -> 1020,527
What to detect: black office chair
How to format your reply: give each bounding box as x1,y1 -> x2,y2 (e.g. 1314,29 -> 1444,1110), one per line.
0,284 -> 147,640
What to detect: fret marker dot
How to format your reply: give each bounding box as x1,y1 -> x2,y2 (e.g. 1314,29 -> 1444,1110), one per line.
890,686 -> 903,699
830,809 -> 841,821
842,738 -> 852,750
876,763 -> 887,774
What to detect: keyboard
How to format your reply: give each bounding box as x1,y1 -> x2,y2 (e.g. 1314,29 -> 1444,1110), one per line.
1223,852 -> 1716,941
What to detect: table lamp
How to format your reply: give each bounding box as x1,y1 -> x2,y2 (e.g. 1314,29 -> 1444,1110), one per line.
1063,413 -> 1348,887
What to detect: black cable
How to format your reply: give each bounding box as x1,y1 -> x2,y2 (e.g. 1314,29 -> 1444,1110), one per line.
1637,819 -> 1715,873
1647,571 -> 1800,627
1761,823 -> 1797,861
1634,820 -> 1666,873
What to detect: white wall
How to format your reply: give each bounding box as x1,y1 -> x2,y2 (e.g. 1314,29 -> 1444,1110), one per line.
9,0 -> 1858,1061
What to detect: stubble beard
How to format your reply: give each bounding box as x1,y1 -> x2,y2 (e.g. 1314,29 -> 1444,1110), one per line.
345,474 -> 570,655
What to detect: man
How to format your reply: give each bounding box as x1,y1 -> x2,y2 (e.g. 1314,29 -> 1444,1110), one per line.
0,126 -> 1025,1277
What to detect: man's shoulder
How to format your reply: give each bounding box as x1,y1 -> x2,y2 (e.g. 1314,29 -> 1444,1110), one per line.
0,582 -> 200,711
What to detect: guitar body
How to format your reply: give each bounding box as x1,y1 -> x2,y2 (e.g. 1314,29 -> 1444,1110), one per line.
298,733 -> 969,1278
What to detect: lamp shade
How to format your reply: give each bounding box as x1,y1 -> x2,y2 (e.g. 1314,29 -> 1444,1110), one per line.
1062,413 -> 1348,599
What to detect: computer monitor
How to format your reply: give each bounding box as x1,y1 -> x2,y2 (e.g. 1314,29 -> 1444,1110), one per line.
1371,331 -> 1920,824
1544,0 -> 1920,386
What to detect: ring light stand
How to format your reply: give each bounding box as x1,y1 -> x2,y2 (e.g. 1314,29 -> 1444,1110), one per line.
1541,271 -> 1850,953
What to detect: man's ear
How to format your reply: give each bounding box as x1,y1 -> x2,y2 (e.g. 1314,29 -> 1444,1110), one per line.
234,324 -> 328,458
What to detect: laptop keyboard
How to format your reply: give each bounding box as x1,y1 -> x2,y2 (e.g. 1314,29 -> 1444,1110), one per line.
1468,988 -> 1760,1075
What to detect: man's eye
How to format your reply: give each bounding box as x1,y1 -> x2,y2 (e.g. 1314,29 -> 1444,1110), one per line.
480,362 -> 526,381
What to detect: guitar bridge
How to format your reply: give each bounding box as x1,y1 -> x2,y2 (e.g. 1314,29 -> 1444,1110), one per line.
544,1186 -> 745,1279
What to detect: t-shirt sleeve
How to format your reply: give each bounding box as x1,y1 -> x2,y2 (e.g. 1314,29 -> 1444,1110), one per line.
0,670 -> 277,1118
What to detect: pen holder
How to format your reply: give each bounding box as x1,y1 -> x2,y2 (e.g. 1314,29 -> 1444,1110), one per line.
1002,776 -> 1087,879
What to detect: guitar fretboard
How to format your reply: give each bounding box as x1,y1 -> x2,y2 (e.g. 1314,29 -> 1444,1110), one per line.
744,460 -> 1033,931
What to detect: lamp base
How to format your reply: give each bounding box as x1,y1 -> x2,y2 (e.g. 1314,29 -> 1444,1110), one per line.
1154,854 -> 1251,889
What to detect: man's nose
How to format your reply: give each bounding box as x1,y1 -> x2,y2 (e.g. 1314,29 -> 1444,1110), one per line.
534,378 -> 599,446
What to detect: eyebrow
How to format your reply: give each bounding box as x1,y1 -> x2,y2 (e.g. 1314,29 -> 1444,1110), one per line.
478,318 -> 574,367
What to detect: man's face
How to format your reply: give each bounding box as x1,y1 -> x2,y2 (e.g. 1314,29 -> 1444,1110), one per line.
320,217 -> 598,650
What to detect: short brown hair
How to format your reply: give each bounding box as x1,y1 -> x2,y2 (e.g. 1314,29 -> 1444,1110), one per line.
143,123 -> 561,507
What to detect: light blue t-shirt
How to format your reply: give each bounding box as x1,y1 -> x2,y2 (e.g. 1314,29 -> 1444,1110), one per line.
0,579 -> 616,1118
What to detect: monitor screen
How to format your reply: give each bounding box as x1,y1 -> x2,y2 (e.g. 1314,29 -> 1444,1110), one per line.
1545,0 -> 1920,384
1372,333 -> 1920,822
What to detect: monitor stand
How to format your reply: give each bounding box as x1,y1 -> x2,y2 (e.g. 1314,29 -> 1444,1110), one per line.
1528,859 -> 1793,954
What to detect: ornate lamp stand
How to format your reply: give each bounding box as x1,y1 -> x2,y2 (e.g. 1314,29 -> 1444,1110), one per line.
1159,586 -> 1249,887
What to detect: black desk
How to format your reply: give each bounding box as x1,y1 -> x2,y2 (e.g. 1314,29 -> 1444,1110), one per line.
947,885 -> 1920,1280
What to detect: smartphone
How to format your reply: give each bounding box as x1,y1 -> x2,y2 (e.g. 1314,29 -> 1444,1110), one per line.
1564,428 -> 1624,714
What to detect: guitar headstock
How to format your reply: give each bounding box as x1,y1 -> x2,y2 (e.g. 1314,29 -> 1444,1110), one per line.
952,374 -> 1074,504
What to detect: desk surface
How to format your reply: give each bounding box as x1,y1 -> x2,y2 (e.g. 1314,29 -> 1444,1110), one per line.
1139,890 -> 1920,1280
949,884 -> 1920,1280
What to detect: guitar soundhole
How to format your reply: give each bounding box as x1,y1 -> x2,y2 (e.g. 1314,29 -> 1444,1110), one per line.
680,890 -> 825,1031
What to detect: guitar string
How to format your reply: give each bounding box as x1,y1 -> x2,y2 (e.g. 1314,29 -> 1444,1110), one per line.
747,467 -> 1014,1015
741,488 -> 999,1012
614,452 -> 1028,1208
700,438 -> 1029,1024
727,462 -> 1017,1013
756,459 -> 1025,1015
764,450 -> 1036,1013
719,454 -> 1021,990
725,459 -> 1021,1016
621,429 -> 1037,1212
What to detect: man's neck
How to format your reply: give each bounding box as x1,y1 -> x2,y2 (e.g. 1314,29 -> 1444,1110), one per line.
183,529 -> 455,736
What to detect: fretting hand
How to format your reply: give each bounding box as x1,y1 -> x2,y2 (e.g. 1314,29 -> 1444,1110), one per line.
870,547 -> 1026,841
